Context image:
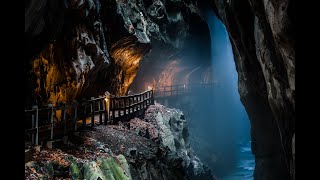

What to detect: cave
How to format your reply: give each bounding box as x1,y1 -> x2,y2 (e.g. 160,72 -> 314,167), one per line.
24,0 -> 295,180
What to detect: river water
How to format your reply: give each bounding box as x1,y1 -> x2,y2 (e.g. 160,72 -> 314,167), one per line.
220,141 -> 255,180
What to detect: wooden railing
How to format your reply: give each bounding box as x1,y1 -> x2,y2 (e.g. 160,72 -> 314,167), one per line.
154,82 -> 219,98
25,90 -> 154,145
109,90 -> 154,124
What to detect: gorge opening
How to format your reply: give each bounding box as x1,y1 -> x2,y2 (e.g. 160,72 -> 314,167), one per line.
130,5 -> 254,180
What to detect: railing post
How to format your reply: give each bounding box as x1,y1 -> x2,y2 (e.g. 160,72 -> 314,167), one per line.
104,96 -> 110,125
151,90 -> 154,105
141,93 -> 144,109
123,98 -> 126,120
98,99 -> 103,124
48,104 -> 54,140
142,94 -> 144,108
127,97 -> 131,114
142,93 -> 145,109
90,97 -> 95,127
32,105 -> 39,145
145,92 -> 147,108
124,98 -> 126,116
146,92 -> 149,106
111,99 -> 115,123
112,99 -> 115,124
127,98 -> 129,114
133,96 -> 136,112
31,113 -> 35,144
138,95 -> 141,110
130,97 -> 133,113
122,98 -> 125,121
149,91 -> 151,104
126,97 -> 131,120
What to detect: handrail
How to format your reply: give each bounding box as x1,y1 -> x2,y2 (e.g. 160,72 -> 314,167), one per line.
155,82 -> 219,88
25,89 -> 154,145
154,82 -> 219,98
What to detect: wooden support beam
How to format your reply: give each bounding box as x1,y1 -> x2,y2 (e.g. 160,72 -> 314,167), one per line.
32,105 -> 39,145
31,114 -> 35,144
104,97 -> 110,125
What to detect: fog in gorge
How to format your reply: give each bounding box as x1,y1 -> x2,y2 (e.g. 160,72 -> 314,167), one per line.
130,5 -> 254,179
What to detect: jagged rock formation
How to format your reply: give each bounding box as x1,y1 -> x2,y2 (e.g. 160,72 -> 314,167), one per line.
115,0 -> 200,48
26,0 -> 111,105
208,0 -> 295,179
143,103 -> 212,177
25,0 -> 201,106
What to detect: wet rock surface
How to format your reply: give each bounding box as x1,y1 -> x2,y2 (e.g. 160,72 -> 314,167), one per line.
208,0 -> 295,179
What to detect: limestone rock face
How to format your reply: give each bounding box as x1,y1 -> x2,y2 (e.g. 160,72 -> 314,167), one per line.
144,103 -> 213,178
209,0 -> 295,179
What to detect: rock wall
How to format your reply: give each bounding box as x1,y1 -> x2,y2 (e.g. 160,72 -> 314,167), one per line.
143,103 -> 215,178
208,0 -> 295,179
25,0 -> 201,106
26,0 -> 112,105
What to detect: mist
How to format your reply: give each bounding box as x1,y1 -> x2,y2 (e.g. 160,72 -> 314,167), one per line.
196,7 -> 254,179
130,5 -> 254,179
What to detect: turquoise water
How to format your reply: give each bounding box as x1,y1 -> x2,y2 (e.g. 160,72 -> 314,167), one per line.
221,141 -> 255,180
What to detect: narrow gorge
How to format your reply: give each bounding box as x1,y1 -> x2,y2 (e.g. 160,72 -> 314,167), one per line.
25,0 -> 295,180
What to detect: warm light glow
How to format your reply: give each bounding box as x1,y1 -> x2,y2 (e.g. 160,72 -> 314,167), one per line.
110,36 -> 151,95
157,60 -> 184,87
105,97 -> 109,103
147,85 -> 153,90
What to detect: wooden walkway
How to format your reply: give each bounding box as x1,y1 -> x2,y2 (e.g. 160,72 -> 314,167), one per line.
25,90 -> 154,145
154,82 -> 219,98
